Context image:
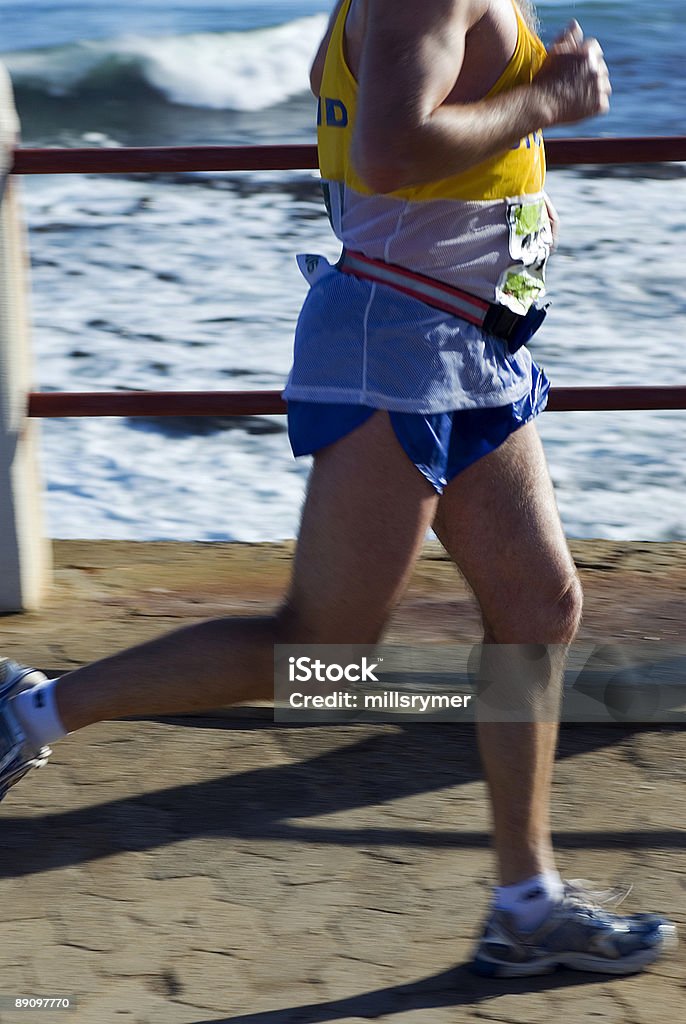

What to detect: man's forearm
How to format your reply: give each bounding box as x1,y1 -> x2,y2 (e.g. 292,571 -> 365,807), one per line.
353,82 -> 554,194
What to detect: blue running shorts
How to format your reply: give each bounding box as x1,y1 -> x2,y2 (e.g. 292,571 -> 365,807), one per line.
287,362 -> 550,494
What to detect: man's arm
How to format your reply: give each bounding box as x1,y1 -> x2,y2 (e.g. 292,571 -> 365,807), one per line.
352,1 -> 611,193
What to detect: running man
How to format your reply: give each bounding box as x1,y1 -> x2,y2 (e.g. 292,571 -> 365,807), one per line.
1,0 -> 677,976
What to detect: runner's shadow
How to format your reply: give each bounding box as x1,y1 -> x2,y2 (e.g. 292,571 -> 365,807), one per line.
187,962 -> 608,1024
0,723 -> 680,877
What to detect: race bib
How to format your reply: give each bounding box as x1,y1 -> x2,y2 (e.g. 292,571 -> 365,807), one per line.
496,198 -> 553,315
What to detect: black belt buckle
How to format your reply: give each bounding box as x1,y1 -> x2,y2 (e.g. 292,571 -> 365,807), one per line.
483,301 -> 549,354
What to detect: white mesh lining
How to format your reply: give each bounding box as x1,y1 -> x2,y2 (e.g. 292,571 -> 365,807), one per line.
325,181 -> 547,304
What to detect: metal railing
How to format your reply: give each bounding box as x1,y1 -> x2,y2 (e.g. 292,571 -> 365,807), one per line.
24,386 -> 686,419
11,136 -> 686,176
13,136 -> 686,419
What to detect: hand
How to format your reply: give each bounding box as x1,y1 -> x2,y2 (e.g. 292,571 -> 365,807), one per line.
533,21 -> 612,126
544,193 -> 560,251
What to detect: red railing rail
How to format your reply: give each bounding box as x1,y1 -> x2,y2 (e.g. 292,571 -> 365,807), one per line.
11,136 -> 686,176
25,386 -> 686,418
14,137 -> 686,419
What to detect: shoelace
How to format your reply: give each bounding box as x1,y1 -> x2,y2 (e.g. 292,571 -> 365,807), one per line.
563,878 -> 633,916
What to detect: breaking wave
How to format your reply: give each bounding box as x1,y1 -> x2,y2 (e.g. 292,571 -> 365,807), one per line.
5,15 -> 327,111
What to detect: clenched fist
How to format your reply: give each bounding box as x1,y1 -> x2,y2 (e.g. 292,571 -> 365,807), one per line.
533,21 -> 612,126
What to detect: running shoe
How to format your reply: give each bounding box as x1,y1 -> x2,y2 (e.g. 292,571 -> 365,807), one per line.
472,879 -> 677,977
0,658 -> 51,803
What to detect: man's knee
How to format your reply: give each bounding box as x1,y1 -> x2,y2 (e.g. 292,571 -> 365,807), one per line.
486,572 -> 583,646
547,574 -> 583,645
556,574 -> 584,643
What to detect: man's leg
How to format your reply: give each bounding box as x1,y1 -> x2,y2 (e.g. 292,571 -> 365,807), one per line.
433,420 -> 581,889
434,421 -> 675,974
16,411 -> 439,735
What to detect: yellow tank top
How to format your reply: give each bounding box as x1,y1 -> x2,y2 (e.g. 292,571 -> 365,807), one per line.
318,0 -> 547,202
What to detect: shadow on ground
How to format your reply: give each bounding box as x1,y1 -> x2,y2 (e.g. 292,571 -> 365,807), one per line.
190,963 -> 608,1023
1,723 -> 683,878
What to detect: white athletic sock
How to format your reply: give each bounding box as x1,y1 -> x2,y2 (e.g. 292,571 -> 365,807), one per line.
494,870 -> 564,933
11,678 -> 68,749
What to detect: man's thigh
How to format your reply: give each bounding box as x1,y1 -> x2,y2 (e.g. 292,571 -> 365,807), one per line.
434,421 -> 580,641
284,410 -> 439,643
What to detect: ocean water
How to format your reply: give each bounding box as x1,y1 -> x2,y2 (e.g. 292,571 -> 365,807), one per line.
3,1 -> 685,541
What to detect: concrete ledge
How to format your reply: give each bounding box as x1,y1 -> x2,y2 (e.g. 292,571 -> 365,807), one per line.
1,538 -> 684,690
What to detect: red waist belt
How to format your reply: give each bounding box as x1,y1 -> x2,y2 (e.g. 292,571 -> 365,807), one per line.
338,249 -> 543,349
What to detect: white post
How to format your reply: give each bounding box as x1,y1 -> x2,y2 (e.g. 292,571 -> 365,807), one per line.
0,63 -> 51,611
